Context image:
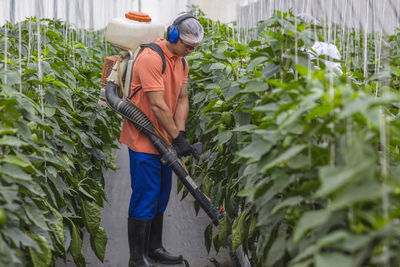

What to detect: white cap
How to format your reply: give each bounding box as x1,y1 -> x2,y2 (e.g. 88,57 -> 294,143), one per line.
176,17 -> 204,44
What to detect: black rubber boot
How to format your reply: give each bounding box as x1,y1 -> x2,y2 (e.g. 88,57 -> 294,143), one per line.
128,217 -> 154,267
148,213 -> 183,264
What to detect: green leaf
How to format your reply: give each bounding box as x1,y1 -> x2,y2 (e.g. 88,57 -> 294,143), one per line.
1,226 -> 39,250
51,80 -> 69,89
0,235 -> 18,266
90,227 -> 107,262
77,131 -> 92,148
244,80 -> 269,92
237,138 -> 272,162
262,64 -> 280,79
368,70 -> 391,81
209,62 -> 226,70
329,181 -> 383,210
205,83 -> 220,90
1,154 -> 30,168
69,221 -> 85,267
218,215 -> 230,246
25,201 -> 49,231
217,131 -> 233,145
82,200 -> 101,235
271,196 -> 304,215
266,234 -> 286,267
0,136 -> 28,147
28,233 -> 52,267
314,252 -> 354,267
248,40 -> 262,47
340,234 -> 372,253
292,230 -> 350,264
237,185 -> 258,198
193,91 -> 206,104
316,230 -> 349,248
247,56 -> 268,70
295,64 -> 310,77
79,186 -> 98,202
306,104 -> 333,120
0,163 -> 32,181
287,153 -> 310,169
253,103 -> 280,112
338,95 -> 396,119
45,156 -> 70,172
44,106 -> 56,117
316,160 -> 372,197
204,223 -> 213,253
2,70 -> 21,85
232,212 -> 248,252
232,125 -> 257,132
294,210 -> 331,243
0,127 -> 18,135
262,145 -> 307,171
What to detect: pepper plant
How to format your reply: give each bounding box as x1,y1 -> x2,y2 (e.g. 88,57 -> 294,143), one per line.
186,9 -> 400,267
0,18 -> 120,266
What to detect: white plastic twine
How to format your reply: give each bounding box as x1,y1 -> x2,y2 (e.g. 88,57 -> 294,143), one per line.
4,23 -> 7,85
37,21 -> 43,121
19,22 -> 22,93
37,18 -> 48,183
363,0 -> 369,84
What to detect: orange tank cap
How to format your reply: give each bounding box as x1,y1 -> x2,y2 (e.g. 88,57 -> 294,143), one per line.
125,11 -> 152,22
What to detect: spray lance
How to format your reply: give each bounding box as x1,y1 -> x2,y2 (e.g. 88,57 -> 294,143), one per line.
101,47 -> 224,226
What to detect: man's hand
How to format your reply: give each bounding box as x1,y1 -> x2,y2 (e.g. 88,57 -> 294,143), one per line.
172,131 -> 193,157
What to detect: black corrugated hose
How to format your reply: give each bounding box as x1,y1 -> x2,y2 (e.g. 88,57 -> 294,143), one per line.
105,81 -> 224,226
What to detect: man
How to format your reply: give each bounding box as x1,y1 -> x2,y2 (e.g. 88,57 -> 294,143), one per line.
119,14 -> 204,267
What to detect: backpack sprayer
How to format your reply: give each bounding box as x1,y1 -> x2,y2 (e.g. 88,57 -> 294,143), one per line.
100,12 -> 224,226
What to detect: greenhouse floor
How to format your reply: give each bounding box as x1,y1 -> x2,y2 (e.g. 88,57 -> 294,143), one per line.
56,144 -> 234,267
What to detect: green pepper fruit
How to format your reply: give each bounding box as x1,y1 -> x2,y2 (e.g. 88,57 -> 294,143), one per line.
221,111 -> 234,127
0,207 -> 7,227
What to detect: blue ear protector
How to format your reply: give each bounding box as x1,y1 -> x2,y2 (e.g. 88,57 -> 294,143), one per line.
167,14 -> 196,43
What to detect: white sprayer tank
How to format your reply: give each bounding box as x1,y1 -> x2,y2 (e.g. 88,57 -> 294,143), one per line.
106,12 -> 165,51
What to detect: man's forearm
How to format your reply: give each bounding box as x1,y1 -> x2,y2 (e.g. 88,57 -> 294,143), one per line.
151,103 -> 180,139
174,95 -> 189,131
174,83 -> 189,131
146,91 -> 180,139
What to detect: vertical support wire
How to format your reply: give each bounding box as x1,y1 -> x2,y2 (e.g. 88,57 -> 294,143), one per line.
379,2 -> 390,263
294,4 -> 298,81
18,22 -> 22,93
36,0 -> 47,183
4,22 -> 8,85
380,107 -> 390,266
89,0 -> 94,30
363,0 -> 370,83
37,21 -> 43,121
54,0 -> 58,19
10,0 -> 15,24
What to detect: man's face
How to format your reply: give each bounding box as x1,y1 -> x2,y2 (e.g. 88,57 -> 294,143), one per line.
176,38 -> 199,57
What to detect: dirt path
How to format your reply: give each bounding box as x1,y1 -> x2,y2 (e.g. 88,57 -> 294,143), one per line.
57,144 -> 233,267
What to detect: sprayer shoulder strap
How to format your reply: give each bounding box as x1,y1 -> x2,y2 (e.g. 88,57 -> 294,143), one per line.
128,43 -> 186,100
140,43 -> 187,73
140,43 -> 167,74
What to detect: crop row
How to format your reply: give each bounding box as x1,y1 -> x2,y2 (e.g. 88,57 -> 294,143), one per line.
0,18 -> 120,267
186,10 -> 400,267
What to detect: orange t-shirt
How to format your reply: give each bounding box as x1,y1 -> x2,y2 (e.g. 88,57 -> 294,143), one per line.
119,39 -> 189,155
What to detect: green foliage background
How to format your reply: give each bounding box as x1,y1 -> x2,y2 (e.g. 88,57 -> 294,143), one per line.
0,18 -> 120,266
186,9 -> 400,267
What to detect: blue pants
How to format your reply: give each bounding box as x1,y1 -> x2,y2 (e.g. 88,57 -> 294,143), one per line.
128,149 -> 172,220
